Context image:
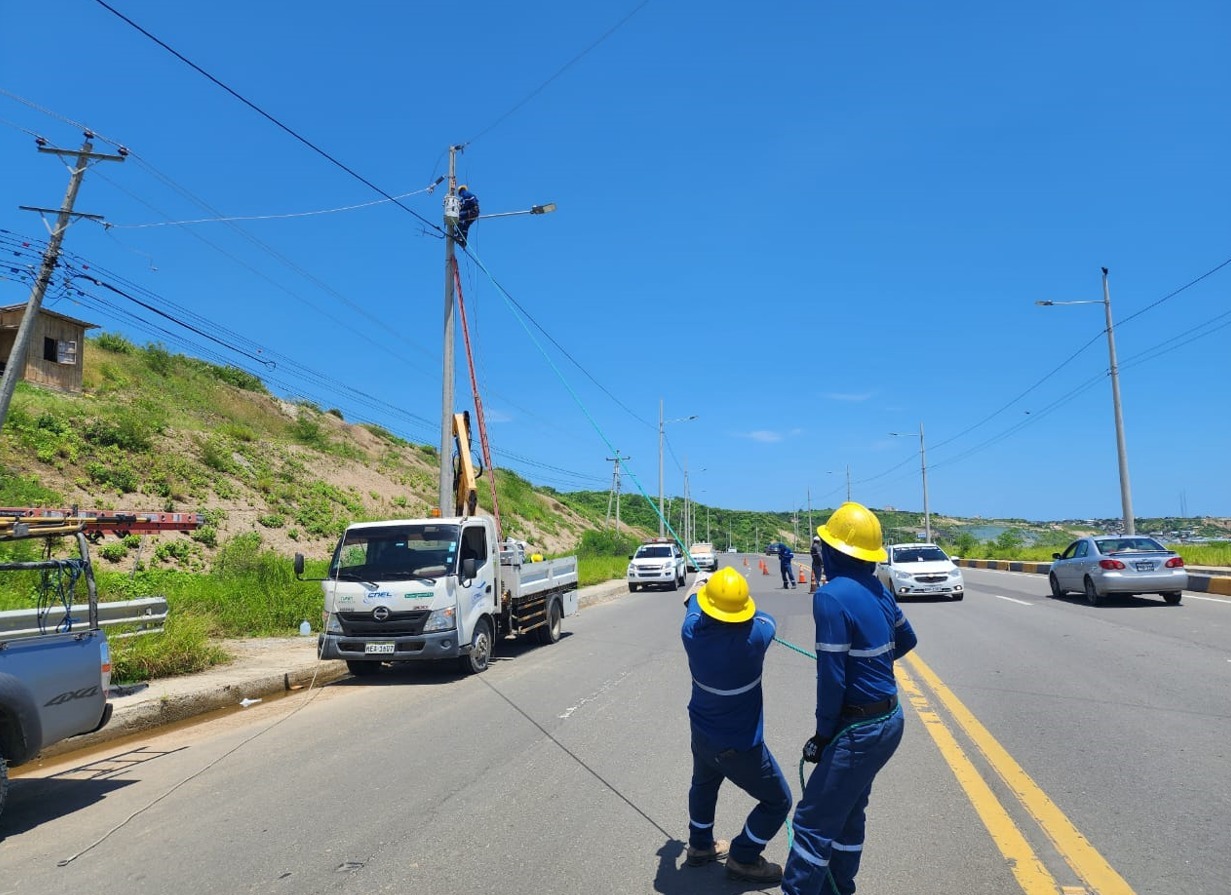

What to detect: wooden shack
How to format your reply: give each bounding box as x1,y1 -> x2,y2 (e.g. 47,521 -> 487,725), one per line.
0,304 -> 98,394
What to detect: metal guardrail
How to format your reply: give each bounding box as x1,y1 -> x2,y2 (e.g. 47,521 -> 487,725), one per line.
0,596 -> 169,640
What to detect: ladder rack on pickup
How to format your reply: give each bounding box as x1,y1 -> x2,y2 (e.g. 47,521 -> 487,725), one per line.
0,507 -> 203,540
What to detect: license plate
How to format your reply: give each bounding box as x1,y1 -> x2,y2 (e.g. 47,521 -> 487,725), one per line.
365,642 -> 395,655
1135,562 -> 1155,572
923,586 -> 945,593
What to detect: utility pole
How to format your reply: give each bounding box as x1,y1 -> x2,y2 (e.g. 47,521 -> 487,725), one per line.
845,465 -> 851,502
0,135 -> 124,429
438,145 -> 463,515
1102,268 -> 1135,535
605,453 -> 628,533
920,422 -> 931,542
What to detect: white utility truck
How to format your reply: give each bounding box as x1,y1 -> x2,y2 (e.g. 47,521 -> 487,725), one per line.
297,516 -> 577,676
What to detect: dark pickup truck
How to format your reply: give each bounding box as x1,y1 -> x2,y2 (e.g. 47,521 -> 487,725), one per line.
0,521 -> 113,820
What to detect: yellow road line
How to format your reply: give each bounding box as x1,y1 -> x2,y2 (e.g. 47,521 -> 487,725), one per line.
896,664 -> 1059,895
905,653 -> 1136,895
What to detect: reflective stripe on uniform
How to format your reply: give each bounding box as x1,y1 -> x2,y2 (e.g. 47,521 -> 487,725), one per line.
789,838 -> 831,869
692,675 -> 762,697
816,641 -> 850,653
742,822 -> 771,845
690,818 -> 715,829
832,841 -> 863,852
849,641 -> 894,658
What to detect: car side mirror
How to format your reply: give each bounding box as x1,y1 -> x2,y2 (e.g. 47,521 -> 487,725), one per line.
950,556 -> 961,562
1052,553 -> 1062,560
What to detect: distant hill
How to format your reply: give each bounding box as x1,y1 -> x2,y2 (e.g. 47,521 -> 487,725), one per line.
3,334 -> 1224,575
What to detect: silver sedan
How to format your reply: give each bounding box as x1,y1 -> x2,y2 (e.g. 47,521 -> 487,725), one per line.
1049,535 -> 1188,605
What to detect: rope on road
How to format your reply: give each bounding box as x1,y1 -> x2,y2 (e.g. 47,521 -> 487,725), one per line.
57,656 -> 330,866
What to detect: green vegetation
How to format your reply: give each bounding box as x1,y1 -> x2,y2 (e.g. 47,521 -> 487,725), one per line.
2,333 -> 1228,685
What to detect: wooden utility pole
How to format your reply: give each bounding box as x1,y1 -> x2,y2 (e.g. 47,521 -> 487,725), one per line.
0,135 -> 125,428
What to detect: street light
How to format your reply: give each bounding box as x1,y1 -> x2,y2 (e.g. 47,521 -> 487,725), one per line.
476,202 -> 558,220
659,400 -> 698,536
889,424 -> 930,542
1036,267 -> 1134,534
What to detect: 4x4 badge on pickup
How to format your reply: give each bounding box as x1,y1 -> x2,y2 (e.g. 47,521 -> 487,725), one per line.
44,685 -> 100,706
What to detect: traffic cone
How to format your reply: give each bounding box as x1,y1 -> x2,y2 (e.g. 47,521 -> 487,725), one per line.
761,560 -> 768,575
798,568 -> 807,585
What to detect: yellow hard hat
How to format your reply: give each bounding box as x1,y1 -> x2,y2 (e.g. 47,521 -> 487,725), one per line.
458,184 -> 469,191
697,567 -> 755,623
817,501 -> 887,563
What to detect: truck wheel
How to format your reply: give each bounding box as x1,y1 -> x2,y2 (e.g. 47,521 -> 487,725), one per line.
669,572 -> 679,591
536,599 -> 563,645
1083,577 -> 1103,606
347,660 -> 383,677
460,617 -> 493,674
628,582 -> 639,593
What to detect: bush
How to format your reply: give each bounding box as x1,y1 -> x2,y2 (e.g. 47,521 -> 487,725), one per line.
99,542 -> 128,563
94,332 -> 136,354
143,342 -> 174,376
109,614 -> 230,683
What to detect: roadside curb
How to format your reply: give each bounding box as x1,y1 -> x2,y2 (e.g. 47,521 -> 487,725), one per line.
40,660 -> 351,760
37,579 -> 632,761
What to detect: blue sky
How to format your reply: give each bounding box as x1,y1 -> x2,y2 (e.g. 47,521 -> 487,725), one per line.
2,1 -> 1228,523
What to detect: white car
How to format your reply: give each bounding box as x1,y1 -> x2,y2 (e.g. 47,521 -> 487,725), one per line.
877,543 -> 964,601
627,539 -> 688,592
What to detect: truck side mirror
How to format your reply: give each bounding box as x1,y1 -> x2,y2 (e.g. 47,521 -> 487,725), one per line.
462,557 -> 477,580
294,553 -> 305,577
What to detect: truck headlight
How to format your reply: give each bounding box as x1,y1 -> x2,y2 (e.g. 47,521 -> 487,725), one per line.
423,607 -> 456,633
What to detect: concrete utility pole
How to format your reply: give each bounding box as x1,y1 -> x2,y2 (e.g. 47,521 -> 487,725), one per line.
0,135 -> 124,429
605,453 -> 628,533
1101,268 -> 1135,535
438,145 -> 463,515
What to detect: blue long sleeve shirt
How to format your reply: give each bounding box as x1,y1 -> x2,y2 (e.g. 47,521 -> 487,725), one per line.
812,542 -> 917,739
682,593 -> 777,750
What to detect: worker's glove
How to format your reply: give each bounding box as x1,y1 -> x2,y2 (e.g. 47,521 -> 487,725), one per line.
802,733 -> 831,763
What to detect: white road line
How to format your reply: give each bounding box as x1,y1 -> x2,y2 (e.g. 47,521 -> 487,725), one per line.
557,670 -> 631,719
991,594 -> 1033,605
1185,594 -> 1231,604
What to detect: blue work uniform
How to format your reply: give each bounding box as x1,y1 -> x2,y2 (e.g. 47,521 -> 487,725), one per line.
810,538 -> 824,589
779,547 -> 797,588
782,542 -> 918,895
682,592 -> 792,865
456,188 -> 480,246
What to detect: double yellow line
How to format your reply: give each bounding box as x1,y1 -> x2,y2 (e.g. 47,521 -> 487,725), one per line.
899,653 -> 1135,895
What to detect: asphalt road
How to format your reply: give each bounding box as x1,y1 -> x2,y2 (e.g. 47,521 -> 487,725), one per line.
4,560 -> 1229,895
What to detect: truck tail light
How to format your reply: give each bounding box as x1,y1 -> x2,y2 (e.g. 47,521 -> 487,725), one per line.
1165,557 -> 1185,568
1098,559 -> 1126,570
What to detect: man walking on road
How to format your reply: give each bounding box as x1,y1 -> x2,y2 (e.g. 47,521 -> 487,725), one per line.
778,544 -> 797,589
681,567 -> 791,884
781,502 -> 918,895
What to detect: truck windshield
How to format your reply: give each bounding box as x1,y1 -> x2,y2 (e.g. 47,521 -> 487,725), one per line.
330,523 -> 460,581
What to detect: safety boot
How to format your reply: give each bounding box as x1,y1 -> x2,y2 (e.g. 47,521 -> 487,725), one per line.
685,838 -> 729,867
725,855 -> 783,883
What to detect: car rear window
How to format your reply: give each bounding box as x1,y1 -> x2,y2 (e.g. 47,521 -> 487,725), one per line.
1095,537 -> 1166,554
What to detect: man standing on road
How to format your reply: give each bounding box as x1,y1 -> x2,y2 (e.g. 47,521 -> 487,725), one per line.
779,544 -> 797,589
810,535 -> 824,590
681,567 -> 791,884
781,502 -> 918,895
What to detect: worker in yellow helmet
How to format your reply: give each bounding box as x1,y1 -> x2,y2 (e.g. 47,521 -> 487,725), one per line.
680,567 -> 790,884
782,502 -> 918,895
455,184 -> 480,248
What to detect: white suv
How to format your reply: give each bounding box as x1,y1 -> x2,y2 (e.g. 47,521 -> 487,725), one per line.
628,539 -> 687,592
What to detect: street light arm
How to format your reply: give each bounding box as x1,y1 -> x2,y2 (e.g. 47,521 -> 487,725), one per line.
476,203 -> 557,220
1036,299 -> 1101,307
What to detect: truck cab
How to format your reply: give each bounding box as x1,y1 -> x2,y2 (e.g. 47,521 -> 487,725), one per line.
302,516 -> 577,676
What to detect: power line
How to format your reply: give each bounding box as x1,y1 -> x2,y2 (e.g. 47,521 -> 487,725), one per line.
91,0 -> 443,235
463,0 -> 654,146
